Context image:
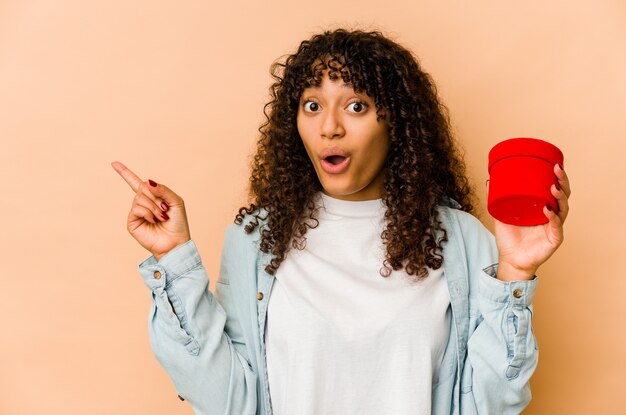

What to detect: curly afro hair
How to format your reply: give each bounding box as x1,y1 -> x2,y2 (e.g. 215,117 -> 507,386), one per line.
234,28 -> 475,281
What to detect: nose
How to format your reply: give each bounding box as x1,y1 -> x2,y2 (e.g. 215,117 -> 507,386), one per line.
320,108 -> 345,139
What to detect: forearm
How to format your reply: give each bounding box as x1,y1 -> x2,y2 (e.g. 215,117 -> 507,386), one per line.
138,240 -> 257,414
465,266 -> 539,414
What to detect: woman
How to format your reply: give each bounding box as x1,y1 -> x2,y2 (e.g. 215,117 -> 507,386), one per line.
112,28 -> 570,415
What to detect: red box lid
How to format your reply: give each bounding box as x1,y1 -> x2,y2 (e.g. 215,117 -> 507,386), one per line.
489,137 -> 563,173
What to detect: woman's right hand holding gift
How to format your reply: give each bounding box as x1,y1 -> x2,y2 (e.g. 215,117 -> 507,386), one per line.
494,163 -> 571,281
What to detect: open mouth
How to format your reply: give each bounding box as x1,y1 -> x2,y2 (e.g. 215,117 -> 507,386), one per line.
320,154 -> 350,173
324,155 -> 347,165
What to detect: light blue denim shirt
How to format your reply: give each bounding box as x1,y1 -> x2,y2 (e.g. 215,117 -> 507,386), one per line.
138,202 -> 539,415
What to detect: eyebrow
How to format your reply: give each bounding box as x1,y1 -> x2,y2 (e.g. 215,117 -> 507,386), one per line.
304,82 -> 355,90
299,82 -> 373,102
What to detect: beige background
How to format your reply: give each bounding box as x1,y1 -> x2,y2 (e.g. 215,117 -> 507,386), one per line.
1,0 -> 624,413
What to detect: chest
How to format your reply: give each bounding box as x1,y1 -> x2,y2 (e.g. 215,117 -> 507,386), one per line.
268,241 -> 451,344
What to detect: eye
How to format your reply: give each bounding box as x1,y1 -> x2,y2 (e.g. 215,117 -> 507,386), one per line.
303,101 -> 320,112
347,101 -> 368,113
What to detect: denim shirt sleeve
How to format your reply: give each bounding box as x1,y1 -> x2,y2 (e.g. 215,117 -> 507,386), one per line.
467,263 -> 539,414
137,238 -> 257,415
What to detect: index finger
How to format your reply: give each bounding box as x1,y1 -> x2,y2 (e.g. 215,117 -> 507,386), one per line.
111,161 -> 143,193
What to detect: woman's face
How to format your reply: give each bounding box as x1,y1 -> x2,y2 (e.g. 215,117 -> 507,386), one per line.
297,72 -> 390,201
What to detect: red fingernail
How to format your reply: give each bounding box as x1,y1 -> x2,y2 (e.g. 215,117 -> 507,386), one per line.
555,183 -> 561,191
546,204 -> 553,212
558,163 -> 563,170
161,202 -> 169,211
149,179 -> 157,187
161,212 -> 169,220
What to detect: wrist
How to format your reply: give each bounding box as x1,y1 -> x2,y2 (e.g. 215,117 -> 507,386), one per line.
153,238 -> 191,263
496,261 -> 536,282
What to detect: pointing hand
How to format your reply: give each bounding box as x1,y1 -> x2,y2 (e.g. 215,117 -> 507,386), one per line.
111,161 -> 191,261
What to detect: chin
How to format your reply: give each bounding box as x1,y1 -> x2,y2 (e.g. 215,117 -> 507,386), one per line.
321,186 -> 369,201
320,183 -> 356,197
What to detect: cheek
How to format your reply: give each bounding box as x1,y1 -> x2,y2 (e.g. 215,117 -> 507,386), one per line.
379,138 -> 390,161
297,119 -> 317,162
375,124 -> 391,158
364,131 -> 389,163
297,133 -> 316,164
296,110 -> 313,136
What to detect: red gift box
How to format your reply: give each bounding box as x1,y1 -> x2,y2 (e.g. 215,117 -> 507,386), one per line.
488,137 -> 564,226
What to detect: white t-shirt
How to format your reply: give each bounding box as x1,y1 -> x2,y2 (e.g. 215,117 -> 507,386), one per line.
265,191 -> 451,415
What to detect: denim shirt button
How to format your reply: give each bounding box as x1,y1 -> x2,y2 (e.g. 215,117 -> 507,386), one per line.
257,291 -> 264,301
513,288 -> 523,298
154,270 -> 162,280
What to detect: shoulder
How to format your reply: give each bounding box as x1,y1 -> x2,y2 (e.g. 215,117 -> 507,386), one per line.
217,209 -> 269,284
437,204 -> 490,235
223,207 -> 269,253
437,196 -> 489,235
437,204 -> 497,263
